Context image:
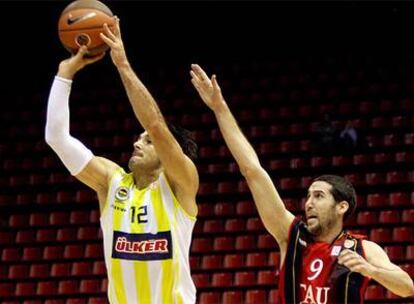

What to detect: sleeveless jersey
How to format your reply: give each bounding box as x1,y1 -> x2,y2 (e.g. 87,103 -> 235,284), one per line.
100,168 -> 197,304
279,218 -> 370,304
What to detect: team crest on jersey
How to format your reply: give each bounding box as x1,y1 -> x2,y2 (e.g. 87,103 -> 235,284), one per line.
344,239 -> 355,249
115,186 -> 130,202
331,245 -> 342,256
112,231 -> 173,261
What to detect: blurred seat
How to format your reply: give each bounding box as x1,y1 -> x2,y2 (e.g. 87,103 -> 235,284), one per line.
56,228 -> 77,241
36,229 -> 57,242
85,244 -> 103,258
43,245 -> 64,260
224,254 -> 244,269
191,238 -> 213,253
16,230 -> 36,243
30,213 -> 48,226
357,211 -> 377,225
379,210 -> 400,224
246,289 -> 266,304
29,264 -> 49,279
246,252 -> 267,267
72,262 -> 93,276
9,214 -> 29,227
246,217 -> 265,231
70,211 -> 89,224
225,219 -> 245,232
393,227 -> 413,242
384,246 -> 405,261
50,211 -> 70,226
269,252 -> 281,268
0,283 -> 14,296
58,280 -> 79,295
222,291 -> 243,304
234,271 -> 255,286
390,192 -> 410,206
201,255 -> 222,270
402,209 -> 414,223
37,281 -> 57,296
23,247 -> 43,261
93,261 -> 107,275
365,285 -> 385,300
269,289 -> 279,304
80,279 -> 101,293
212,272 -> 233,287
78,226 -> 98,240
236,235 -> 256,250
370,228 -> 392,243
64,245 -> 85,259
366,193 -> 387,207
257,270 -> 276,285
51,263 -> 71,277
365,173 -> 385,185
2,248 -> 21,261
214,236 -> 235,251
192,274 -> 210,289
258,234 -> 277,249
15,282 -> 36,296
9,265 -> 29,279
236,201 -> 255,216
386,171 -> 408,184
199,292 -> 221,304
203,220 -> 223,233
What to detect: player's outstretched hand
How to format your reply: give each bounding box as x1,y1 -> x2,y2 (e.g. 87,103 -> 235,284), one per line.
100,16 -> 128,68
190,64 -> 226,112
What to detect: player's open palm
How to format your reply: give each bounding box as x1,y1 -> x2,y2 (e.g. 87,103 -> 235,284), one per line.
100,16 -> 127,67
190,64 -> 225,111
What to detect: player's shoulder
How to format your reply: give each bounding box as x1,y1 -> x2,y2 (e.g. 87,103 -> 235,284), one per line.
362,240 -> 387,258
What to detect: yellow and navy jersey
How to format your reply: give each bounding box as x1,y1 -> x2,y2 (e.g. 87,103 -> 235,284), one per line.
100,168 -> 197,304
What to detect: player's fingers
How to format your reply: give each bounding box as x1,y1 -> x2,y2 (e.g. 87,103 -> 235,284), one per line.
191,78 -> 202,92
190,70 -> 201,83
114,16 -> 121,37
100,33 -> 115,47
75,45 -> 88,58
191,64 -> 210,83
212,75 -> 221,92
344,259 -> 362,270
103,23 -> 117,41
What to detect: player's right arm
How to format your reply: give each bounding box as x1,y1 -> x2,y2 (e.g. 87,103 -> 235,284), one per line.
45,47 -> 119,211
191,64 -> 295,250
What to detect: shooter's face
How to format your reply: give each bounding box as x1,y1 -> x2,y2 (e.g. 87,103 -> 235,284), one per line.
128,131 -> 161,172
304,181 -> 339,236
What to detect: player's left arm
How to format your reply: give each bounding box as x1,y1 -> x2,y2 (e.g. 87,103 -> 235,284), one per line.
338,240 -> 414,297
100,17 -> 198,217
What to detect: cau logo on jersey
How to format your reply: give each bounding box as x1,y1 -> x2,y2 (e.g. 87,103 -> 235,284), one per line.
112,231 -> 172,261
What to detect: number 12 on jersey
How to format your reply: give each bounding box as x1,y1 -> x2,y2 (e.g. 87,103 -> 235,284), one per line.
130,206 -> 148,224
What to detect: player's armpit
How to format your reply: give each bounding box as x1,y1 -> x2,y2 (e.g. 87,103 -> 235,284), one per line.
75,156 -> 120,208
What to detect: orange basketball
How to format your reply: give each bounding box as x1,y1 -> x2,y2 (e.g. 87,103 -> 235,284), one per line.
58,0 -> 115,56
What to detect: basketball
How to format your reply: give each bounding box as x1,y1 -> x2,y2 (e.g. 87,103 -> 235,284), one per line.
58,0 -> 115,56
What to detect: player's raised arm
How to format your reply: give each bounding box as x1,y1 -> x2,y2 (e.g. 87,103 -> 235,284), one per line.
190,64 -> 294,247
45,46 -> 119,211
100,18 -> 198,217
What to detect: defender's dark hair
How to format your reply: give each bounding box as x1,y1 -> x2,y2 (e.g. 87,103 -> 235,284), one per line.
313,175 -> 357,221
167,123 -> 198,163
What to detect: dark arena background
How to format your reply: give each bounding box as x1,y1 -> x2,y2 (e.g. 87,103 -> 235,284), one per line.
1,1 -> 414,303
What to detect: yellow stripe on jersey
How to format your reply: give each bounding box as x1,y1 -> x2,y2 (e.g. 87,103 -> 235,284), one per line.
151,186 -> 173,304
131,188 -> 151,304
111,196 -> 128,304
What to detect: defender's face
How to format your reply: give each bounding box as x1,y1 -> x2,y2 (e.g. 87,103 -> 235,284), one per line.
128,132 -> 160,171
305,181 -> 339,236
